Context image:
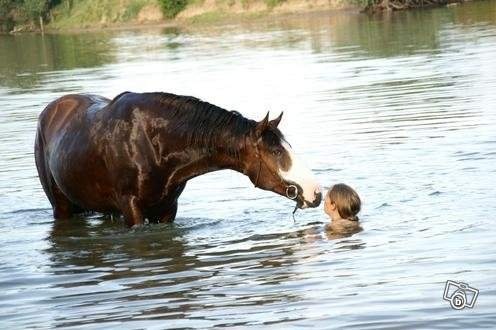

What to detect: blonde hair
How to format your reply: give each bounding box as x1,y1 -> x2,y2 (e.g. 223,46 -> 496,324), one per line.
327,183 -> 361,221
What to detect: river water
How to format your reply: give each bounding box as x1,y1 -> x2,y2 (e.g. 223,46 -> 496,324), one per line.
1,1 -> 496,328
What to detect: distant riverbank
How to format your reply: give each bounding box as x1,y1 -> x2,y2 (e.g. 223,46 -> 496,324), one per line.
1,0 -> 467,33
1,0 -> 356,33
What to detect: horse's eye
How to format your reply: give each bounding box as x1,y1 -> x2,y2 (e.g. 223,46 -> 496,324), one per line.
272,149 -> 282,157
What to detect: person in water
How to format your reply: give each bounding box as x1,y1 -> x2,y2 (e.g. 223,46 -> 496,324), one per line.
324,183 -> 362,237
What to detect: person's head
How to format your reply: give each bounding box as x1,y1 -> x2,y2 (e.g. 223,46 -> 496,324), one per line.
324,183 -> 361,221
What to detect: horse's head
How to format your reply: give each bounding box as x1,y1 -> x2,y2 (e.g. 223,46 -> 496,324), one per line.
245,112 -> 322,209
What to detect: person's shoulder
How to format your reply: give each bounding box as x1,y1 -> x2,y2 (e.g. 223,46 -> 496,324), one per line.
327,219 -> 362,234
342,219 -> 362,230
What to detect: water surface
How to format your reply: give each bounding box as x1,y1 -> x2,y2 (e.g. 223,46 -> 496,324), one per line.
1,1 -> 496,328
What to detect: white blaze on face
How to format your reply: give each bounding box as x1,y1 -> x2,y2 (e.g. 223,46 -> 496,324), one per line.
279,141 -> 321,207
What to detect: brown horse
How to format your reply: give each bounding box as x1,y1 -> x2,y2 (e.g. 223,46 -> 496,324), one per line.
35,92 -> 322,227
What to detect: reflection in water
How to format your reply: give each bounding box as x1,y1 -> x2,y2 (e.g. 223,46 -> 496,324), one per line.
452,1 -> 496,26
1,0 -> 496,328
0,33 -> 115,89
46,216 -> 198,326
219,1 -> 496,58
44,216 -> 331,327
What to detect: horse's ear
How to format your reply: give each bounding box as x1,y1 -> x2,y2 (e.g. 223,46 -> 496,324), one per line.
255,111 -> 270,137
269,111 -> 283,128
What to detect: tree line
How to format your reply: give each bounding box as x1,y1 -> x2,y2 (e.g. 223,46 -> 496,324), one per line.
0,0 -> 64,31
0,0 -> 465,32
0,0 -> 186,32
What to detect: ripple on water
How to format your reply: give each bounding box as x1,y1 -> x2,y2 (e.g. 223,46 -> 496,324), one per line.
1,1 -> 496,328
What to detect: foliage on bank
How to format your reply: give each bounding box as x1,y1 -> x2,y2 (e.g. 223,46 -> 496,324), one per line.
360,0 -> 463,12
0,0 -> 55,32
1,0 -> 174,32
0,0 -> 470,32
158,0 -> 188,18
48,0 -> 157,30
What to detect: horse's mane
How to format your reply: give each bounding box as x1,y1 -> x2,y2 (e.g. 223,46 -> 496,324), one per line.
148,92 -> 256,158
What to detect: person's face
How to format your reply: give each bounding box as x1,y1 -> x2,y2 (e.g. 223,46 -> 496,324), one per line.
324,195 -> 334,217
324,194 -> 342,221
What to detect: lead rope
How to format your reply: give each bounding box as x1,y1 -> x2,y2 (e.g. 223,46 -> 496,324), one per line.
292,203 -> 298,222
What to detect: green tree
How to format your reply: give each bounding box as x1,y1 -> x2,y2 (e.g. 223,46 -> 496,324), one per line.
158,0 -> 188,19
0,0 -> 16,31
0,0 -> 14,17
22,0 -> 49,20
0,0 -> 58,31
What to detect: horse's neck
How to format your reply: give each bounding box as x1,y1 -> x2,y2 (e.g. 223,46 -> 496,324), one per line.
160,115 -> 252,190
164,144 -> 247,191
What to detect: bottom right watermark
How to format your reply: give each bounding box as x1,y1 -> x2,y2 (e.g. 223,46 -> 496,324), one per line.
443,280 -> 479,310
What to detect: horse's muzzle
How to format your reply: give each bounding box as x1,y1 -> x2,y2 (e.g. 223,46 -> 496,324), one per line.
306,191 -> 322,208
298,189 -> 322,209
290,184 -> 322,209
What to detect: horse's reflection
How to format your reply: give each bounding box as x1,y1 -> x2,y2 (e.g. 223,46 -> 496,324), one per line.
46,217 -> 365,280
47,215 -> 195,274
45,216 -> 207,324
44,216 -> 309,324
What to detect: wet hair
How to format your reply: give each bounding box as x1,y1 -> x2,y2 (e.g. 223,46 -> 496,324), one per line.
327,183 -> 361,221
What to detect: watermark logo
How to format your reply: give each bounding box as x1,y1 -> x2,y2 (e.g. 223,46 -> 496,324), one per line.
443,280 -> 479,310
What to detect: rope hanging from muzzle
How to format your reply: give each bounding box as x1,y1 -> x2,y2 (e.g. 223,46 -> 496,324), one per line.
292,203 -> 298,222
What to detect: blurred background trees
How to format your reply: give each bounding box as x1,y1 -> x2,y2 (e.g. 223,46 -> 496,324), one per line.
0,0 -> 464,32
0,0 -> 61,31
